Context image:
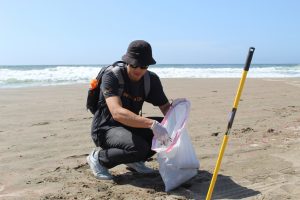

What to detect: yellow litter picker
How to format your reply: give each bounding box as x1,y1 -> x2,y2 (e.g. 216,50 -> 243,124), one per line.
206,47 -> 255,200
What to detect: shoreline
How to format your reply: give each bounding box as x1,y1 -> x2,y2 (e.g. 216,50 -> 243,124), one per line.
1,77 -> 300,90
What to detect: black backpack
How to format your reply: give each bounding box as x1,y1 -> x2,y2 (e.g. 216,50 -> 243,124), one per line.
86,61 -> 151,115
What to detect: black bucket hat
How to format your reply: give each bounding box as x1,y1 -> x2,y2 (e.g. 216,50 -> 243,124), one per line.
122,40 -> 156,66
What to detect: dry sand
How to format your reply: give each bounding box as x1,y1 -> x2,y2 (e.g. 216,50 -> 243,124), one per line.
0,78 -> 300,200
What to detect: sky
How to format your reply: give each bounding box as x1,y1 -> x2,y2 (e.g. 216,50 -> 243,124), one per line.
0,0 -> 299,65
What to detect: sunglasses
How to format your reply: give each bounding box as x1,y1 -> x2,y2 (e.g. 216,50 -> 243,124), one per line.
129,65 -> 149,70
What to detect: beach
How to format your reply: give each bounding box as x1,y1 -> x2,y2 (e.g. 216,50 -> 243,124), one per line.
1,78 -> 300,199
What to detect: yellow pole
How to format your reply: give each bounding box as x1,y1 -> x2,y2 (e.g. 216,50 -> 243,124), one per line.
206,47 -> 255,200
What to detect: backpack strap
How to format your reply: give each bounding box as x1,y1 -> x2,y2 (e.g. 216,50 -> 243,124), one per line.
143,71 -> 150,99
111,66 -> 124,96
108,61 -> 150,100
112,61 -> 150,98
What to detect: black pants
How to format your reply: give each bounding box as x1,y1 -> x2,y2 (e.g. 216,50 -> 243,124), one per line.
96,117 -> 163,169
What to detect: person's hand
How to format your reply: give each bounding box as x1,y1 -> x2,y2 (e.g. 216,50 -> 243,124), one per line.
171,98 -> 186,107
151,121 -> 171,145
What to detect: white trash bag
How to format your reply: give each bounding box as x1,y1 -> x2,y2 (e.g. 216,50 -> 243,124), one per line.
152,99 -> 200,192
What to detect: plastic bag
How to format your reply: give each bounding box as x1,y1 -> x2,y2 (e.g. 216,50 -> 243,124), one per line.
152,99 -> 200,192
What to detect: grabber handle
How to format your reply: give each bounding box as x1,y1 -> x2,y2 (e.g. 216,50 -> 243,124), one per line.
244,47 -> 255,71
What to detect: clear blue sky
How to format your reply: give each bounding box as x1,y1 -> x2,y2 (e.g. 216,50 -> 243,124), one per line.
1,0 -> 299,65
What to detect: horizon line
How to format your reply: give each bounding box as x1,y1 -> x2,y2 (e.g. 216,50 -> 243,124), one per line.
0,63 -> 299,66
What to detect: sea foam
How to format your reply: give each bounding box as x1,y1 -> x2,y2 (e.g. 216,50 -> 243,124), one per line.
0,64 -> 299,88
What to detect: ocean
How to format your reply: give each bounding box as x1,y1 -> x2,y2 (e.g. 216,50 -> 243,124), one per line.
0,64 -> 299,88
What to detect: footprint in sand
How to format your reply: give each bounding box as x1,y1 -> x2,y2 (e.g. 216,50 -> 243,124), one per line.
31,122 -> 50,126
66,154 -> 88,159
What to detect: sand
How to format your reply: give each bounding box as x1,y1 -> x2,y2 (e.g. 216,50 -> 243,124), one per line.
0,78 -> 300,200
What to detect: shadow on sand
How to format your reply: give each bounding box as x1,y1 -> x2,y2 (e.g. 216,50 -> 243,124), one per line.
113,170 -> 260,199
